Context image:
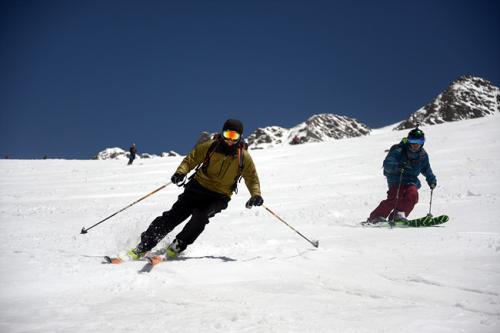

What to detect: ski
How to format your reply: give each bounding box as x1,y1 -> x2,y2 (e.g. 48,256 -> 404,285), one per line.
431,214 -> 449,225
361,220 -> 408,228
139,254 -> 167,273
407,214 -> 449,227
103,256 -> 124,264
361,215 -> 449,228
138,262 -> 154,273
402,215 -> 433,227
103,248 -> 167,266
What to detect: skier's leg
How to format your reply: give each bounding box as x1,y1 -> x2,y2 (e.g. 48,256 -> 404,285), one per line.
397,185 -> 419,217
172,198 -> 229,253
137,192 -> 194,252
369,186 -> 398,220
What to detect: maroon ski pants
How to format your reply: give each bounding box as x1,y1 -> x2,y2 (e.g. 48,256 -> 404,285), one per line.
369,185 -> 419,219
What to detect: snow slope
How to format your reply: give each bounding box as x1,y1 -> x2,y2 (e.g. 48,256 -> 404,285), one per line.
1,115 -> 499,333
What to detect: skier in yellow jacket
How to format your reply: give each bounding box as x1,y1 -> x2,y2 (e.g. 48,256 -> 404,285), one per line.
128,119 -> 263,259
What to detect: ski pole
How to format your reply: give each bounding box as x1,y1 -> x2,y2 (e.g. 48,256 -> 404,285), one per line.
263,205 -> 319,248
427,188 -> 434,217
389,167 -> 405,227
80,182 -> 172,234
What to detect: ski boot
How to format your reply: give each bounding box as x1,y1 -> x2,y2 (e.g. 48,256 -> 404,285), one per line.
126,247 -> 146,261
393,212 -> 409,223
362,216 -> 387,226
166,239 -> 185,259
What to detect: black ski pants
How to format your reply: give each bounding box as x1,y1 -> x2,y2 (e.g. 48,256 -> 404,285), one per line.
138,179 -> 230,252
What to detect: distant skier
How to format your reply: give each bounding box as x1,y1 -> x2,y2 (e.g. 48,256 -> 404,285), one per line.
290,135 -> 300,145
365,127 -> 437,224
128,143 -> 137,165
125,119 -> 263,260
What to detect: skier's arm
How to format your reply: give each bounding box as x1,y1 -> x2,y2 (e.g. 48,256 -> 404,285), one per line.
383,147 -> 402,175
241,151 -> 261,197
421,155 -> 437,187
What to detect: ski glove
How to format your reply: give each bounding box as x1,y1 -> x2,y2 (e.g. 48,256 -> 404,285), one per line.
245,195 -> 264,208
171,172 -> 186,186
429,181 -> 437,189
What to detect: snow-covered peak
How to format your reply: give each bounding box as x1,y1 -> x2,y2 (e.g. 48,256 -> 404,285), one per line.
395,75 -> 500,130
247,113 -> 370,149
291,113 -> 371,142
94,147 -> 129,160
93,148 -> 179,160
246,126 -> 289,149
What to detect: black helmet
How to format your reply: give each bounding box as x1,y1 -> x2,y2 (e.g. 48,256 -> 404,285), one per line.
222,119 -> 244,134
408,126 -> 425,145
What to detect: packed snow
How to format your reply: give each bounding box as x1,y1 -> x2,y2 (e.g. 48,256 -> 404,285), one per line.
1,115 -> 499,332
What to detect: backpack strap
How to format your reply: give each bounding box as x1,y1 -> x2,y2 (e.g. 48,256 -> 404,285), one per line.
187,140 -> 220,183
231,142 -> 245,194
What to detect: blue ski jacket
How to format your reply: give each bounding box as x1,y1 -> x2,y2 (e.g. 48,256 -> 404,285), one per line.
383,140 -> 436,189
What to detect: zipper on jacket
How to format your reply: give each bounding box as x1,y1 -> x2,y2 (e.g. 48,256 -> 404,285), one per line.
217,155 -> 236,178
217,157 -> 226,177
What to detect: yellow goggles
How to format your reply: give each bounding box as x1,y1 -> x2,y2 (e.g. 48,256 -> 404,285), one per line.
222,130 -> 241,141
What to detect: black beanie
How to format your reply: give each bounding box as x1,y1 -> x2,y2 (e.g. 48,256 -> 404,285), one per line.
222,119 -> 244,135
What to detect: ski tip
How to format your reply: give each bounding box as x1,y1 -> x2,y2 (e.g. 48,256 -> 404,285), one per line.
432,215 -> 449,225
146,255 -> 163,266
103,256 -> 123,264
138,264 -> 154,273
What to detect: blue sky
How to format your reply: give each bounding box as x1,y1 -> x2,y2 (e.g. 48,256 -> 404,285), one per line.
1,0 -> 498,159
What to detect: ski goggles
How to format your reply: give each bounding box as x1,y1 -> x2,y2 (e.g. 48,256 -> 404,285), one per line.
408,138 -> 425,145
222,129 -> 241,142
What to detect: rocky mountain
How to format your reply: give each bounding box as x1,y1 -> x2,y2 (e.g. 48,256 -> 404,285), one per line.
93,147 -> 179,160
395,75 -> 500,130
245,126 -> 289,149
92,75 -> 498,156
247,114 -> 371,149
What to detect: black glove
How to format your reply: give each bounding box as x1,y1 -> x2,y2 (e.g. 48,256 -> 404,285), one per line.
245,195 -> 264,208
429,181 -> 437,189
171,172 -> 185,185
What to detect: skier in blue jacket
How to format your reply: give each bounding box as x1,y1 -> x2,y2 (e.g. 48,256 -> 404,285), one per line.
366,127 -> 437,224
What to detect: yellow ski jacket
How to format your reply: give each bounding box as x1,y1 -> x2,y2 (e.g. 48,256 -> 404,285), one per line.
175,139 -> 261,198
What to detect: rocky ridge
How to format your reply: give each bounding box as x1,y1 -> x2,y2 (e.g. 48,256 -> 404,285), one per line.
395,75 -> 499,130
247,114 -> 371,149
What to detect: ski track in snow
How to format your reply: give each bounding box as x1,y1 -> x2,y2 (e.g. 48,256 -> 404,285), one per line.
1,115 -> 500,332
